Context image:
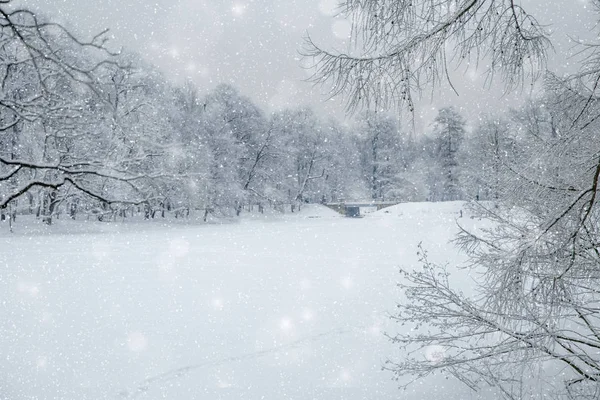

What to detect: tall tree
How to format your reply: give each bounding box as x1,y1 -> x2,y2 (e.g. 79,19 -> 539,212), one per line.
199,84 -> 269,217
354,111 -> 404,200
461,115 -> 517,201
320,118 -> 366,202
273,108 -> 329,208
429,107 -> 466,201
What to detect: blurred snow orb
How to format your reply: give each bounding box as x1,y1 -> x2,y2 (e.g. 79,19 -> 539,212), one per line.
332,19 -> 352,39
279,317 -> 294,332
127,331 -> 148,352
318,0 -> 339,16
36,356 -> 47,369
198,65 -> 211,78
299,278 -> 312,291
184,62 -> 197,73
368,321 -> 381,336
216,379 -> 233,388
341,369 -> 351,381
40,311 -> 53,324
231,2 -> 247,17
424,345 -> 446,364
467,67 -> 479,81
340,275 -> 354,289
169,238 -> 190,258
169,46 -> 180,59
211,297 -> 225,311
17,281 -> 40,297
301,308 -> 314,322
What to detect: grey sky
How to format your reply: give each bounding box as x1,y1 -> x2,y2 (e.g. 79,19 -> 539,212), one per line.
16,0 -> 599,132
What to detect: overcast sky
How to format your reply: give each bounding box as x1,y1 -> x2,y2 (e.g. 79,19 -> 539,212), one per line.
15,0 -> 599,133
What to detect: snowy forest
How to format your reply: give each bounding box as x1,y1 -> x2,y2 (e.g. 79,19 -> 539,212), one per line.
0,8 -> 524,228
3,1 -> 600,400
0,10 -> 551,225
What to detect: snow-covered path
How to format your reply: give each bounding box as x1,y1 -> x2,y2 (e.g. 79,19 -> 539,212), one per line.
1,202 -> 484,400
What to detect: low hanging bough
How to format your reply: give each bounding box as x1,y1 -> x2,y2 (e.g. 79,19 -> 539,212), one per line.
0,1 -> 166,224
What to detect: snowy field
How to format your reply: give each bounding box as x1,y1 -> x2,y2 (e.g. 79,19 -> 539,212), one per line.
1,202 -> 490,400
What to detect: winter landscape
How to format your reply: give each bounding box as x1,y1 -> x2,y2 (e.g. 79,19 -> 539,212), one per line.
2,0 -> 600,399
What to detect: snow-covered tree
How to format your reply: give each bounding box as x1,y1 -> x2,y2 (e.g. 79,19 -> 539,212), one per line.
198,84 -> 270,217
428,107 -> 466,201
357,111 -> 390,200
167,81 -> 212,217
392,133 -> 429,202
276,108 -> 330,208
460,115 -> 517,201
0,8 -> 162,224
354,111 -> 404,200
320,119 -> 367,202
305,0 -> 549,112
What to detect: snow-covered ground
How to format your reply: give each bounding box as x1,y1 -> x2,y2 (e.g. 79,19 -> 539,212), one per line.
1,202 -> 490,400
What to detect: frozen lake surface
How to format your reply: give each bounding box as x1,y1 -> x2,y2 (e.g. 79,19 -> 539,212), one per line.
2,202 -> 488,400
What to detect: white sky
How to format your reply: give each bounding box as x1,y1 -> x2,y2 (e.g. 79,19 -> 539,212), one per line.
16,0 -> 600,133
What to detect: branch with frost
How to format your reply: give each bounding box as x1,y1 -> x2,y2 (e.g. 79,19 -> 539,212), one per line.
303,0 -> 550,112
0,154 -> 171,209
388,245 -> 600,396
0,176 -> 149,209
0,4 -> 124,112
0,155 -> 163,181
